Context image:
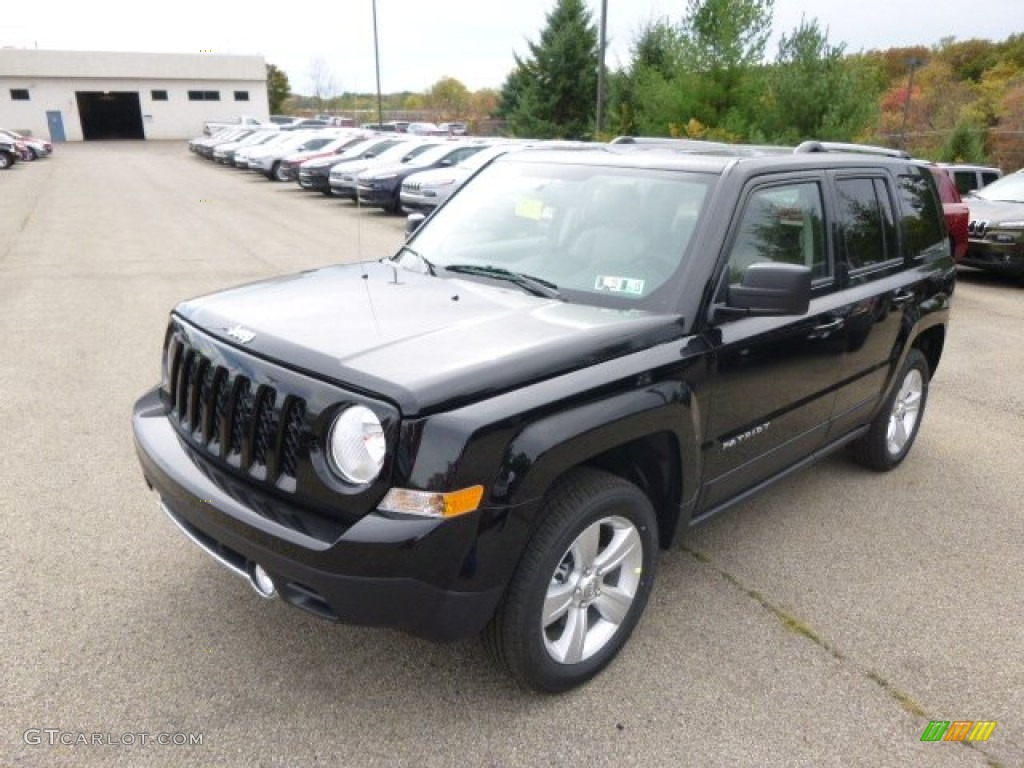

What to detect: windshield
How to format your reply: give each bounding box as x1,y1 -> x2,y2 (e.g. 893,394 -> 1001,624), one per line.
407,142 -> 471,168
401,158 -> 715,309
972,171 -> 1024,203
459,143 -> 519,171
370,139 -> 428,163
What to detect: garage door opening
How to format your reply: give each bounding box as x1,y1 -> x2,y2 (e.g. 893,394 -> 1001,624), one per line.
76,91 -> 145,140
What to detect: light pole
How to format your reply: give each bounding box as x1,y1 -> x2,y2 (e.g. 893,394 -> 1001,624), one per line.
595,0 -> 608,136
372,0 -> 383,126
899,56 -> 923,151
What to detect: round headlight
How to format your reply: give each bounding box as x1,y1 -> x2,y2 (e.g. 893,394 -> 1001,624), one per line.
328,406 -> 386,485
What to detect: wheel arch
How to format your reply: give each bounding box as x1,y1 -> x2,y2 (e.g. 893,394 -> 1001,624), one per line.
487,383 -> 698,551
912,324 -> 945,379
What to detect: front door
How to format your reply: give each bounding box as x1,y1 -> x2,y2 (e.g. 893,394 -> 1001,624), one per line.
46,111 -> 66,142
698,177 -> 846,514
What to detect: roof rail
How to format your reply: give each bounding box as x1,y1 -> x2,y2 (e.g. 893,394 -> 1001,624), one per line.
610,135 -> 733,149
794,140 -> 910,159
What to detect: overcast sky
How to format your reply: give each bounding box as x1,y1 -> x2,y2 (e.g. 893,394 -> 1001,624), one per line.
2,0 -> 1019,94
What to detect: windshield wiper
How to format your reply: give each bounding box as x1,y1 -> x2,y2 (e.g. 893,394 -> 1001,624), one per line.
442,264 -> 564,300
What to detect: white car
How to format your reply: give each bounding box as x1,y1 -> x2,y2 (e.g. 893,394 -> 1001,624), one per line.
211,130 -> 282,164
400,141 -> 526,212
275,131 -> 372,181
188,127 -> 250,155
233,131 -> 303,168
0,129 -> 53,159
243,131 -> 326,176
328,138 -> 444,199
296,136 -> 407,193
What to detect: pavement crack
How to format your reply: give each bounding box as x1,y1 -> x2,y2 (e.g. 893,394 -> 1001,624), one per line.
681,544 -> 1009,765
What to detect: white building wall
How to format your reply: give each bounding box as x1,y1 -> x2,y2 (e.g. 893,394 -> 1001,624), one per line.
0,50 -> 269,141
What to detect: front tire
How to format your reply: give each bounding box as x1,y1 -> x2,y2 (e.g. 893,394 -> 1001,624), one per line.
0,151 -> 12,170
484,468 -> 658,693
850,348 -> 930,471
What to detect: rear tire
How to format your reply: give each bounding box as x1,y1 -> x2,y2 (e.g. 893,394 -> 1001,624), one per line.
484,468 -> 658,693
0,152 -> 12,169
850,348 -> 929,471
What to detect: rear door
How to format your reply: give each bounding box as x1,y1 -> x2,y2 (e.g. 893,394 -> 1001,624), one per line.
826,166 -> 947,438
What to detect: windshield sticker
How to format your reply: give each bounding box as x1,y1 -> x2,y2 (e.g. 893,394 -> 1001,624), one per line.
514,197 -> 545,220
594,275 -> 645,295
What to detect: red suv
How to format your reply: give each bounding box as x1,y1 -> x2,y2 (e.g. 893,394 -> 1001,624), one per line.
929,166 -> 969,261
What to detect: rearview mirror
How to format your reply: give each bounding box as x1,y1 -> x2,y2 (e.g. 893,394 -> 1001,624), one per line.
405,213 -> 426,238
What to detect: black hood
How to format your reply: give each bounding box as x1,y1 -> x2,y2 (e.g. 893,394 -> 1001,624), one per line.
175,262 -> 684,416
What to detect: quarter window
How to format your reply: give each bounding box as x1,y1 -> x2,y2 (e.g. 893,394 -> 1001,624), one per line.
727,182 -> 829,284
835,177 -> 898,270
896,170 -> 945,259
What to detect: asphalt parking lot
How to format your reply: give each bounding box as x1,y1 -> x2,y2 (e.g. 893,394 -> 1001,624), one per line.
2,141 -> 1021,768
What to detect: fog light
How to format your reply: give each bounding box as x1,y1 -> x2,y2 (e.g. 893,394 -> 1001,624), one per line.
249,564 -> 276,599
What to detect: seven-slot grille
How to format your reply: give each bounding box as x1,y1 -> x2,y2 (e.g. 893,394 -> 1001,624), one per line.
164,333 -> 306,490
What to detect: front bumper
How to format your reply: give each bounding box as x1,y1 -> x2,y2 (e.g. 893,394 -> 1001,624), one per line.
132,388 -> 503,640
298,170 -> 331,191
248,156 -> 275,171
356,184 -> 398,208
960,238 -> 1024,276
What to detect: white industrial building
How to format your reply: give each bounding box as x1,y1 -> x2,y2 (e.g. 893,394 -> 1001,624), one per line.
0,49 -> 269,142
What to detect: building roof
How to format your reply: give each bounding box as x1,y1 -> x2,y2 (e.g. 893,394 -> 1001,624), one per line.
0,49 -> 266,81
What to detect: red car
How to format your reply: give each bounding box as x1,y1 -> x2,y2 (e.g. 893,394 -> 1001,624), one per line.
928,166 -> 969,261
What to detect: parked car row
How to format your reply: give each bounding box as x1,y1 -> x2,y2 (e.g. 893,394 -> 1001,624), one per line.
0,129 -> 53,169
188,124 -> 517,215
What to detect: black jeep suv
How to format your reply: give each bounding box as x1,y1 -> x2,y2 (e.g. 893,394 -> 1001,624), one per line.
133,141 -> 954,692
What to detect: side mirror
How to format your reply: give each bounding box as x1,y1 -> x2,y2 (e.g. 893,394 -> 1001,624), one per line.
726,263 -> 811,316
405,213 -> 426,238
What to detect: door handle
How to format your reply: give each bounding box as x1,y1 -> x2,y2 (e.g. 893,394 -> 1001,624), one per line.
891,290 -> 915,307
812,318 -> 844,334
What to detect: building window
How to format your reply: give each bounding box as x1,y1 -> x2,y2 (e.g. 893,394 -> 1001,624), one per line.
151,90 -> 169,101
10,89 -> 30,101
187,90 -> 220,101
234,90 -> 250,102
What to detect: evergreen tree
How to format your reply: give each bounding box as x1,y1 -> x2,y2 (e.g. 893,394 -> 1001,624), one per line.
941,120 -> 987,163
266,64 -> 290,115
762,18 -> 878,143
504,0 -> 599,139
679,0 -> 774,132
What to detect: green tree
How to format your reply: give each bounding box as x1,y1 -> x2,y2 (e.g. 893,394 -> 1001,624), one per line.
678,0 -> 775,132
609,18 -> 685,135
940,120 -> 987,163
266,63 -> 290,115
762,18 -> 878,143
502,0 -> 599,138
424,77 -> 471,120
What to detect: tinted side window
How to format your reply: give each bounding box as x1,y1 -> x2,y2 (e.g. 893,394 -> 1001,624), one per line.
896,169 -> 945,259
835,177 -> 897,270
981,172 -> 1000,187
952,171 -> 975,195
726,182 -> 828,284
